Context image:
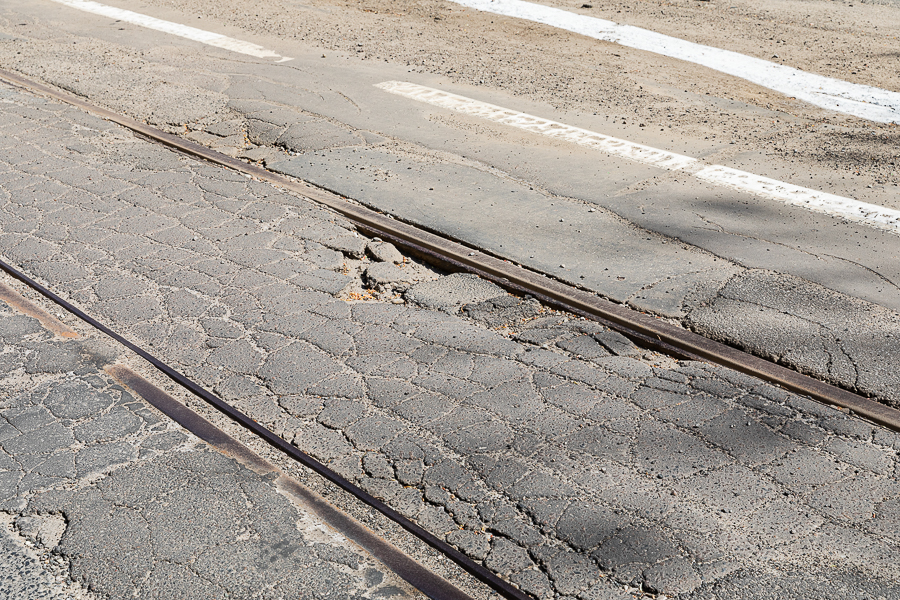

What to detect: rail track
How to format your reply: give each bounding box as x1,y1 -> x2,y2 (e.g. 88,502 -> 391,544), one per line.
1,65 -> 899,600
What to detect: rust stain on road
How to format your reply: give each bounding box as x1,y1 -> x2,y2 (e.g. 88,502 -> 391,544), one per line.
0,280 -> 79,339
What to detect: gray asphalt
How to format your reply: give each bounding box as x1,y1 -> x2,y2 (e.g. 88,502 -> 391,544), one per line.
0,78 -> 899,599
1,0 -> 898,407
0,296 -> 423,598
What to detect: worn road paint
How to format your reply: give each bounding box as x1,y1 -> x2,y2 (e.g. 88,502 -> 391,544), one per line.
443,0 -> 900,124
378,80 -> 900,235
376,81 -> 698,170
694,165 -> 900,231
49,0 -> 292,61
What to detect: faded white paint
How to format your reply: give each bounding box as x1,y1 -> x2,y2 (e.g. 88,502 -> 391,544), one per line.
445,0 -> 900,124
50,0 -> 292,61
376,81 -> 698,170
695,165 -> 900,233
378,81 -> 900,235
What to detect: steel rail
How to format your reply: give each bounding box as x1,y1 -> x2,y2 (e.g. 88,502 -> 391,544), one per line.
0,255 -> 532,600
104,364 -> 480,600
0,68 -> 895,431
0,277 -> 479,600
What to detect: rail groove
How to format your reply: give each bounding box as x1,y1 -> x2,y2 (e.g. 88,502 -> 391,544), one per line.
105,365 -> 478,600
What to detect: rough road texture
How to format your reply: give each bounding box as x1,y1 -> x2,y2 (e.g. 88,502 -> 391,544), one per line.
4,3 -> 900,413
0,276 -> 418,595
195,91 -> 900,408
5,0 -> 899,190
1,82 -> 899,599
683,270 -> 900,409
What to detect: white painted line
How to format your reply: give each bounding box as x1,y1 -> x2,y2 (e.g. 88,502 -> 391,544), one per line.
444,0 -> 900,124
375,81 -> 698,171
377,81 -> 900,235
49,0 -> 292,61
695,165 -> 900,231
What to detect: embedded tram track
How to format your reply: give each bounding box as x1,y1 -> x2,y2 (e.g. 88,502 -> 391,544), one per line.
1,64 -> 900,600
0,67 -> 893,432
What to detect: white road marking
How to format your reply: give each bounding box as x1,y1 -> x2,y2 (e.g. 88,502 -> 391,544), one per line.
49,0 -> 292,61
377,81 -> 900,235
444,0 -> 900,124
376,81 -> 698,171
694,166 -> 900,230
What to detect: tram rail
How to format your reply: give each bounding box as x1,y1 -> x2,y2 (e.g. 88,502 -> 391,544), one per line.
1,63 -> 899,600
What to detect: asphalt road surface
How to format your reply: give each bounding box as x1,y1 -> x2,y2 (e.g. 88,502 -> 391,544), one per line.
3,0 -> 899,408
1,72 -> 900,599
2,1 -> 900,598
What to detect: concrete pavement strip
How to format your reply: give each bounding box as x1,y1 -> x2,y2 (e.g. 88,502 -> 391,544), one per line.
1,78 -> 900,599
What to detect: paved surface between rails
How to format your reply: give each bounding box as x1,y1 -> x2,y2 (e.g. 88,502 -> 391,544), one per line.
4,0 -> 900,411
1,81 -> 900,600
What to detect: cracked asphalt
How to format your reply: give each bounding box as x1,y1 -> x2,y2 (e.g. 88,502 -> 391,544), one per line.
0,286 -> 422,598
3,0 -> 900,411
1,80 -> 899,599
